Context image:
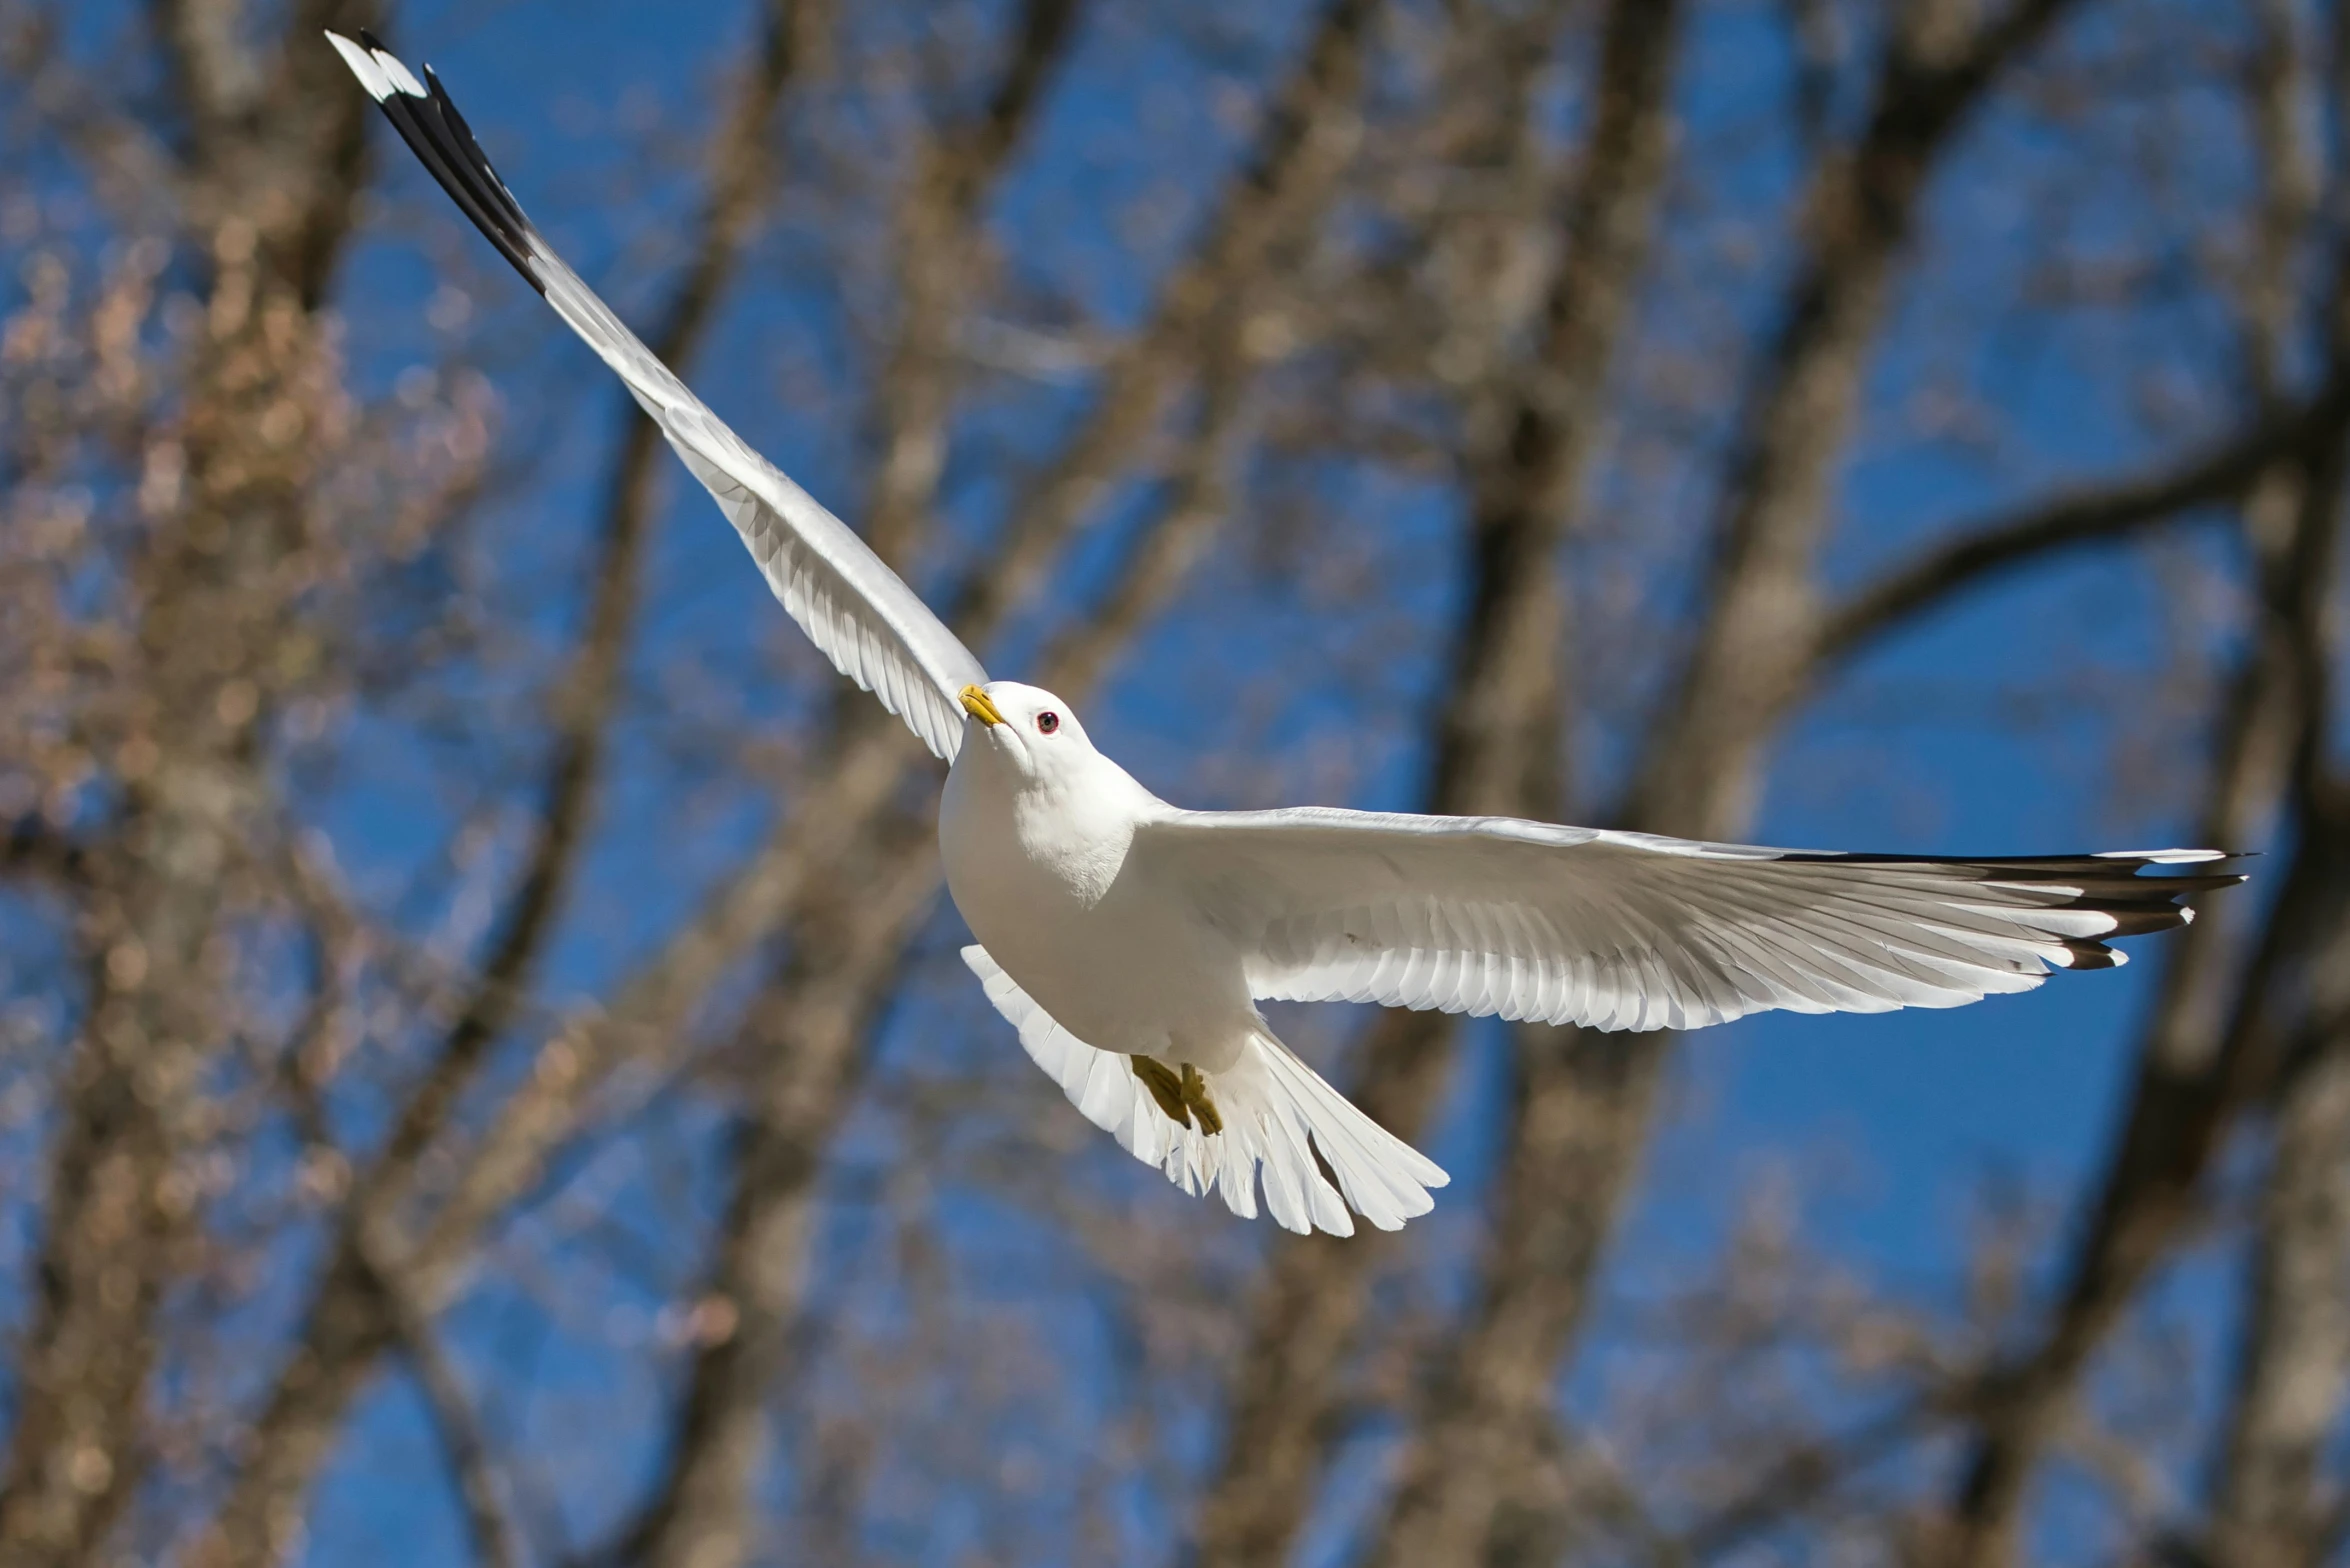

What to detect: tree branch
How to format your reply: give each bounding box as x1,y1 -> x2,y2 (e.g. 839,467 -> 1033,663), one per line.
384,1279 -> 529,1568
2206,992 -> 2350,1568
1814,381 -> 2350,674
1191,1 -> 1681,1559
0,3 -> 379,1556
359,0 -> 813,1276
1937,386 -> 2350,1568
864,0 -> 1085,563
183,7 -> 816,1563
1932,23 -> 2350,1555
934,0 -> 1377,643
1628,0 -> 2090,840
0,814 -> 90,886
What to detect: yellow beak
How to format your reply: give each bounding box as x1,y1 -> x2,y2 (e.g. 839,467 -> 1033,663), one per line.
959,684 -> 1005,727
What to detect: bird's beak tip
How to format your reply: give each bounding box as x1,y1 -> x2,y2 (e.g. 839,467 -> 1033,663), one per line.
959,684 -> 1005,727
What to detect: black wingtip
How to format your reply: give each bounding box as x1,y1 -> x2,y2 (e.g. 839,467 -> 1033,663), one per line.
356,45 -> 547,295
1774,846 -> 2246,969
356,26 -> 390,54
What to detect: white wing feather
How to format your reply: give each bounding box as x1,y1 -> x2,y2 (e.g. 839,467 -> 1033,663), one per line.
1134,807 -> 2234,1033
330,32 -> 986,761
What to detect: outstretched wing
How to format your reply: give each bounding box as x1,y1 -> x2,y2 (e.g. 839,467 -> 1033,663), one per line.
1131,806 -> 2241,1033
329,32 -> 986,761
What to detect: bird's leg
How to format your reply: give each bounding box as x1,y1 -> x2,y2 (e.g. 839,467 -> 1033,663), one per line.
1179,1064 -> 1224,1136
1131,1056 -> 1191,1127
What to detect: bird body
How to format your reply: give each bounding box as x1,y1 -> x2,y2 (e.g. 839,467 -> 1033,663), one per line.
941,682 -> 1255,1073
330,30 -> 2242,1238
940,680 -> 1448,1234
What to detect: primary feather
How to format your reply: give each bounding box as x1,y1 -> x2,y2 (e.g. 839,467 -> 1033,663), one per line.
1136,809 -> 2235,1033
327,30 -> 986,761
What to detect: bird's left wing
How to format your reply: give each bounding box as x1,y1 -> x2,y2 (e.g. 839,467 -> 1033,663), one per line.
1130,807 -> 2240,1033
329,32 -> 987,761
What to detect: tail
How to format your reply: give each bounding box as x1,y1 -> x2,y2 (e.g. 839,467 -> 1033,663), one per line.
963,946 -> 1448,1236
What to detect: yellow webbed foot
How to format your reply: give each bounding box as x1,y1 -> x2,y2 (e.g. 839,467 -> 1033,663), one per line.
1179,1063 -> 1224,1136
1131,1055 -> 1191,1128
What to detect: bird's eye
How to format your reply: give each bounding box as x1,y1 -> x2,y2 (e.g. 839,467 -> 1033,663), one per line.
1036,711 -> 1060,735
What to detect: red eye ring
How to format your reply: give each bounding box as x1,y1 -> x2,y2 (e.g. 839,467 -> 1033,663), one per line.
1036,711 -> 1060,735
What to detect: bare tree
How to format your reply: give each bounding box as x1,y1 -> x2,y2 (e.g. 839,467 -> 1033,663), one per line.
5,2 -> 2349,1566
0,2 -> 381,1559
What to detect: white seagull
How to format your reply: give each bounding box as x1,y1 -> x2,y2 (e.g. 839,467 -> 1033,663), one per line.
330,33 -> 2240,1237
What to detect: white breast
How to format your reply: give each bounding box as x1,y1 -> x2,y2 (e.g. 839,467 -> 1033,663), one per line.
938,734 -> 1257,1070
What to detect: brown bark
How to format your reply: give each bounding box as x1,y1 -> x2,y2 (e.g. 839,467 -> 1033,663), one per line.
1812,382 -> 2350,673
1041,300 -> 1258,696
1185,1007 -> 1460,1568
2195,11 -> 2350,1554
1935,12 -> 2350,1553
1365,1029 -> 1666,1567
1189,1 -> 1683,1559
937,0 -> 1377,643
1351,5 -> 2093,1563
864,0 -> 1084,566
181,8 -> 815,1564
1937,401 -> 2348,1568
385,1277 -> 528,1568
2208,982 -> 2350,1568
614,832 -> 944,1568
0,3 -> 378,1560
1629,0 -> 2087,842
615,12 -> 1085,1562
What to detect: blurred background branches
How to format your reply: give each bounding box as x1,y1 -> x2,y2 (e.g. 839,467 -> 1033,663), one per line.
2,0 -> 2348,1564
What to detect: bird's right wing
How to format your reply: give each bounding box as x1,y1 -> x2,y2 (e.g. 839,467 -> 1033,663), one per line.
1130,806 -> 2241,1034
329,32 -> 987,761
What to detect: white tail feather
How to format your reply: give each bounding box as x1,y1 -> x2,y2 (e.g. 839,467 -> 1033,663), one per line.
962,946 -> 1448,1235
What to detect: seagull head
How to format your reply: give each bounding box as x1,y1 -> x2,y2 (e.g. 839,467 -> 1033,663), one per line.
956,681 -> 1101,785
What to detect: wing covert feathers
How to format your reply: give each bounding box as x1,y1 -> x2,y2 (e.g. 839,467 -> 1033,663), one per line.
1136,809 -> 2243,1035
329,31 -> 987,761
962,947 -> 1447,1236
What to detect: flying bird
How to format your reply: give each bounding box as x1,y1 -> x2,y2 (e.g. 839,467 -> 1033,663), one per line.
329,32 -> 2241,1237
